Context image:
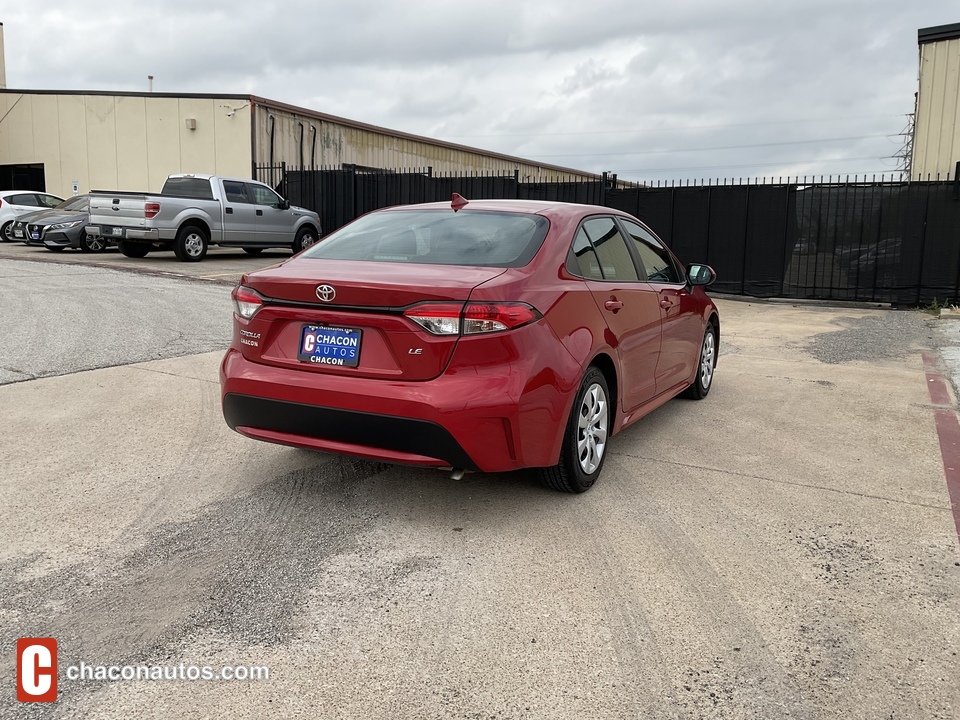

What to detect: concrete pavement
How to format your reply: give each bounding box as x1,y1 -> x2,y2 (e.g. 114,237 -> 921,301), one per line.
1,263 -> 958,718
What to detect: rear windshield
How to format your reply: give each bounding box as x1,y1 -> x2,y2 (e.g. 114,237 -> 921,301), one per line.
303,209 -> 549,268
161,177 -> 214,200
55,196 -> 89,212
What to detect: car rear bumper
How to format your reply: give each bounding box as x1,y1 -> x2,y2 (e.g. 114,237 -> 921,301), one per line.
87,225 -> 160,241
219,343 -> 577,473
223,393 -> 481,471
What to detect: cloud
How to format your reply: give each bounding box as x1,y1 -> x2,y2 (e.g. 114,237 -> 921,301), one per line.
0,0 -> 949,181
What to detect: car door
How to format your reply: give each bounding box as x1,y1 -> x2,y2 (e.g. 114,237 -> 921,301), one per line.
7,193 -> 44,216
246,182 -> 290,246
219,180 -> 259,244
571,217 -> 662,413
619,218 -> 702,392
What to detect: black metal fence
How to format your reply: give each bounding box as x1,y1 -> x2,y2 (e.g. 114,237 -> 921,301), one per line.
255,163 -> 960,306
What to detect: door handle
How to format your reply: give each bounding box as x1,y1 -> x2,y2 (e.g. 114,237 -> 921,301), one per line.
256,209 -> 263,216
604,299 -> 624,312
225,207 -> 233,214
660,298 -> 676,309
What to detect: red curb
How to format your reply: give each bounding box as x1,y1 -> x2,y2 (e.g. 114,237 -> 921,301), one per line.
923,352 -> 960,548
927,373 -> 953,407
933,409 -> 960,545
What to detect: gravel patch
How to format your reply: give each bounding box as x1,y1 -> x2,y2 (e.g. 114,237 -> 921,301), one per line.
805,310 -> 934,364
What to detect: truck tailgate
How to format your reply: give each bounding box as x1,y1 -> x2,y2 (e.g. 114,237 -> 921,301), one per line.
88,194 -> 150,226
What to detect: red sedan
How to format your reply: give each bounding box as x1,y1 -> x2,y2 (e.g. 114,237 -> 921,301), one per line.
220,197 -> 719,492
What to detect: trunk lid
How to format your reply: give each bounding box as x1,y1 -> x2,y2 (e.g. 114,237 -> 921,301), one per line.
238,259 -> 506,381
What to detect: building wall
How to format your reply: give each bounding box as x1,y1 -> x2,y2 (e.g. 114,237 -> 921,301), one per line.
0,92 -> 252,197
912,33 -> 960,180
252,101 -> 599,182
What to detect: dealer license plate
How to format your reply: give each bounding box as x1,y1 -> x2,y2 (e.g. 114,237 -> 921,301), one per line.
30,231 -> 39,240
298,324 -> 362,367
110,227 -> 123,237
14,228 -> 23,238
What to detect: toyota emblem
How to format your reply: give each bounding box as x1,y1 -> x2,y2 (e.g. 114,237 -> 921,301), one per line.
316,284 -> 336,302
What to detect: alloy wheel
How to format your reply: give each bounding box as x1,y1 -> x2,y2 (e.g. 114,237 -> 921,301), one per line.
576,383 -> 608,474
184,233 -> 204,257
700,331 -> 715,389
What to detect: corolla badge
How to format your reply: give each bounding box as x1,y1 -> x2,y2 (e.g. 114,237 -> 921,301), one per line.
316,284 -> 336,302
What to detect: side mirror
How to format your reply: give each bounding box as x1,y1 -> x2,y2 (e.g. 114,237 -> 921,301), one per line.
687,263 -> 716,287
276,199 -> 290,210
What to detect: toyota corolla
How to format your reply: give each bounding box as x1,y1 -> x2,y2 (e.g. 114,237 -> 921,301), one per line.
220,197 -> 719,492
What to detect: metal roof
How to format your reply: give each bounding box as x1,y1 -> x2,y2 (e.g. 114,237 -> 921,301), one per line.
918,22 -> 960,44
0,88 -> 600,180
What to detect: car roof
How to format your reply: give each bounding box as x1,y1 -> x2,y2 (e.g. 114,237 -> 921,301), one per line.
167,173 -> 270,186
0,189 -> 63,198
382,198 -> 630,218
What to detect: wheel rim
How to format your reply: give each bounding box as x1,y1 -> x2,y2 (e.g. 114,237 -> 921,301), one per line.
86,235 -> 105,252
700,331 -> 715,389
184,233 -> 204,257
299,233 -> 317,251
576,382 -> 608,475
2,223 -> 11,241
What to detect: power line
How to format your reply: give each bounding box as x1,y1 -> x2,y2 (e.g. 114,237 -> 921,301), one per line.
528,134 -> 895,158
439,113 -> 908,139
618,155 -> 893,173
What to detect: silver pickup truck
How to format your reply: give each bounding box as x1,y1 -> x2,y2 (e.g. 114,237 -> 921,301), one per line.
86,174 -> 322,262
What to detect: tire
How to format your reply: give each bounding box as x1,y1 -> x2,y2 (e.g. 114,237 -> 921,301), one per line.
243,247 -> 264,255
538,366 -> 611,493
1,221 -> 13,242
173,224 -> 208,262
118,241 -> 150,258
292,226 -> 318,254
682,321 -> 717,400
80,233 -> 107,253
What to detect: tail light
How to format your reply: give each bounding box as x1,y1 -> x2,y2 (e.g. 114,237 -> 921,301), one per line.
144,202 -> 160,219
404,302 -> 541,336
232,285 -> 264,319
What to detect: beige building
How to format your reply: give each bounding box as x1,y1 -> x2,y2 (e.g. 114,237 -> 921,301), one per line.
911,22 -> 960,180
0,88 -> 600,199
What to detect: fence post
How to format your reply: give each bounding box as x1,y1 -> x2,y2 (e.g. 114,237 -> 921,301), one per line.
704,184 -> 712,267
780,183 -> 793,297
740,186 -> 751,295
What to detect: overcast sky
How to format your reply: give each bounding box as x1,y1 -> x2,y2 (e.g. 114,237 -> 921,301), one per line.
0,1 -> 953,183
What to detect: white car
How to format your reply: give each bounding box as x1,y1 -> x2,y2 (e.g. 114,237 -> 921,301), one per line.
0,190 -> 65,241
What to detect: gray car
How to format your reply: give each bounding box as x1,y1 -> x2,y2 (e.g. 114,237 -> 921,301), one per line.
14,195 -> 110,253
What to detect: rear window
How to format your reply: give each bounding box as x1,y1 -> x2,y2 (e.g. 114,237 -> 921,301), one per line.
303,209 -> 549,268
56,196 -> 88,212
161,177 -> 214,200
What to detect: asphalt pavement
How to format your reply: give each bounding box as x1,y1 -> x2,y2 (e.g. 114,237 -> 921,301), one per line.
1,257 -> 959,719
